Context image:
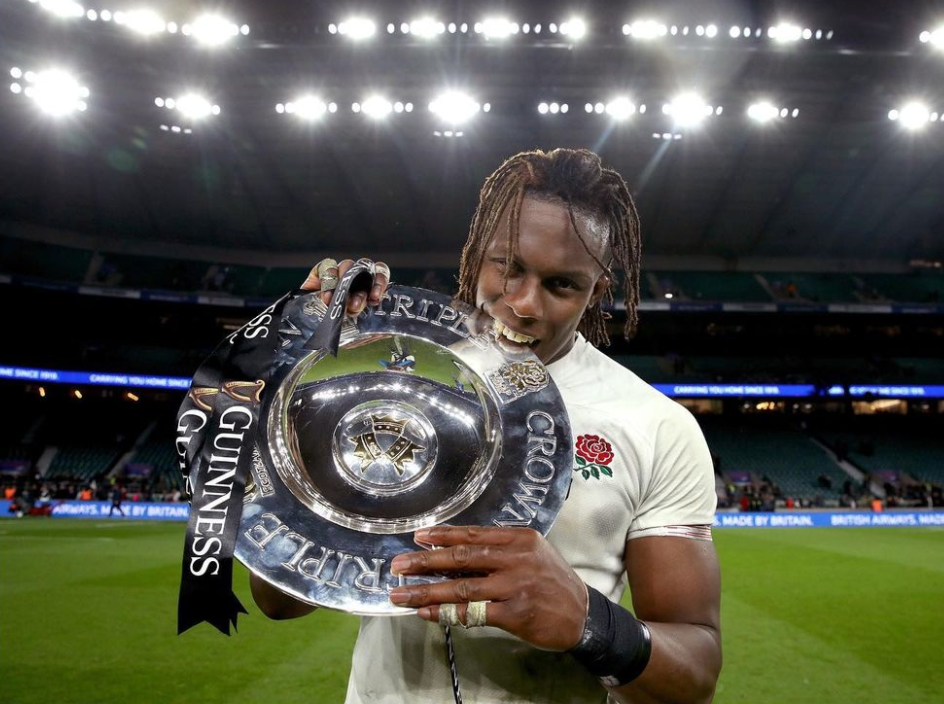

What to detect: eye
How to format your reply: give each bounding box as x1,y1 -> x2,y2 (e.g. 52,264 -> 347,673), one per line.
548,277 -> 578,291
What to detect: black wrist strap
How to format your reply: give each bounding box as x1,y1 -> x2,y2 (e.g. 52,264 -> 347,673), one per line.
569,585 -> 652,687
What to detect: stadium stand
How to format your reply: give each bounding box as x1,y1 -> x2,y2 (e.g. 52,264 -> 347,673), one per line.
816,418 -> 943,487
41,402 -> 149,482
221,264 -> 267,297
129,436 -> 184,491
698,418 -> 852,504
858,272 -> 944,303
97,253 -> 210,291
0,238 -> 93,283
653,271 -> 771,302
760,272 -> 859,303
256,266 -> 313,297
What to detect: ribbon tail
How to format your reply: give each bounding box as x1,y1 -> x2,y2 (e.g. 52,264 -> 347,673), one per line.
178,590 -> 248,636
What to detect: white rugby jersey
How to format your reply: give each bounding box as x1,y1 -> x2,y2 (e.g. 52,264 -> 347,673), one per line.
345,334 -> 716,704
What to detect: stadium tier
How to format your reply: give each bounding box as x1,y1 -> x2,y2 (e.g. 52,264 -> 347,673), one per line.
129,437 -> 185,491
656,271 -> 771,302
0,237 -> 93,283
4,237 -> 944,304
699,419 -> 853,503
817,419 -> 944,486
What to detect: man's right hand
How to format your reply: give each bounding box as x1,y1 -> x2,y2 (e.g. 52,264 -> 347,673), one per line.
301,258 -> 391,316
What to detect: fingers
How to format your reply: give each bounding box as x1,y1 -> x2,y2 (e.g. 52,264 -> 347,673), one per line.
299,258 -> 340,299
416,602 -> 511,630
300,263 -> 325,292
299,258 -> 392,316
389,576 -> 506,608
324,259 -> 347,306
413,525 -> 539,549
370,261 -> 390,306
391,544 -> 508,576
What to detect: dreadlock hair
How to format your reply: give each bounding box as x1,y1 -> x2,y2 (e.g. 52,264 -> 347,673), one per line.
456,148 -> 642,347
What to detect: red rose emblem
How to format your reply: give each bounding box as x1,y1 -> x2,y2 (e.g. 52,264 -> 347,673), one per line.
575,434 -> 614,466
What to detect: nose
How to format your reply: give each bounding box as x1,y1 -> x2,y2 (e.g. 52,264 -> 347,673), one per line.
503,274 -> 543,320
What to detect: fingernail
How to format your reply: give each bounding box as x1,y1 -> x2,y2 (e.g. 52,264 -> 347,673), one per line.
414,529 -> 430,542
350,292 -> 366,312
389,589 -> 410,605
417,607 -> 431,619
391,555 -> 410,575
321,291 -> 332,305
369,284 -> 382,304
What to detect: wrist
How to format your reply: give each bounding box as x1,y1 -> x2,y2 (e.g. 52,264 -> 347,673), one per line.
568,585 -> 652,687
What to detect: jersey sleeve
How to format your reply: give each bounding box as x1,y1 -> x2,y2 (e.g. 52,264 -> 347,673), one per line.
627,404 -> 716,540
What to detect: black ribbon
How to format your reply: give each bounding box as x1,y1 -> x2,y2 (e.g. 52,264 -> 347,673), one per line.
306,259 -> 375,356
175,293 -> 289,635
176,262 -> 377,635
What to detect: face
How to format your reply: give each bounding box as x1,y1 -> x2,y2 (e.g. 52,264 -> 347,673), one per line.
475,196 -> 609,364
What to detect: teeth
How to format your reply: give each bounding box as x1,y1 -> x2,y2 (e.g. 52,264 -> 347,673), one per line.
494,321 -> 536,344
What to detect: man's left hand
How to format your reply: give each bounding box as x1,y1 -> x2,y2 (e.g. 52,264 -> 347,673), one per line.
389,526 -> 588,651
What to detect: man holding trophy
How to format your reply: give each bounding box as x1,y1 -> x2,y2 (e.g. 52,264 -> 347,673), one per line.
245,148 -> 721,704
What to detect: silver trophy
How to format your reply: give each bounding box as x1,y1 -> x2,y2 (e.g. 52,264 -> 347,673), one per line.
235,283 -> 573,615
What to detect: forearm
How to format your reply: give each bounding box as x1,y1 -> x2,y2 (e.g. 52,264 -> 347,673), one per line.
249,573 -> 317,620
608,621 -> 721,704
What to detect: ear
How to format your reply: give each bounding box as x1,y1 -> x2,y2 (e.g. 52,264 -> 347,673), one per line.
588,274 -> 610,308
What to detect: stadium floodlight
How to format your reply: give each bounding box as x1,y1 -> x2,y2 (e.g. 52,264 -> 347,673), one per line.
559,17 -> 586,39
769,23 -> 803,42
605,97 -> 636,120
174,93 -> 218,120
39,0 -> 84,19
664,93 -> 710,127
919,26 -> 944,48
410,16 -> 445,38
889,102 -> 931,130
20,68 -> 88,116
338,16 -> 377,40
625,19 -> 668,40
747,101 -> 780,123
429,91 -> 480,124
124,9 -> 166,36
705,24 -> 718,38
284,95 -> 328,120
481,17 -> 517,39
360,95 -> 393,118
188,14 -> 239,46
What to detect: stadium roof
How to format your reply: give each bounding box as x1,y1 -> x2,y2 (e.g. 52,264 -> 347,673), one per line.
1,0 -> 942,264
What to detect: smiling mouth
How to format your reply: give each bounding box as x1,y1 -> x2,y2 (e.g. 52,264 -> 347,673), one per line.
493,320 -> 538,347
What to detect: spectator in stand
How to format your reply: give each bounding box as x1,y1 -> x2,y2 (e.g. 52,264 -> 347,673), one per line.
3,485 -> 15,500
870,497 -> 883,512
78,487 -> 93,501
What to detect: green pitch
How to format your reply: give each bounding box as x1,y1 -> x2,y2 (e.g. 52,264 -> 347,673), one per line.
1,521 -> 942,704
